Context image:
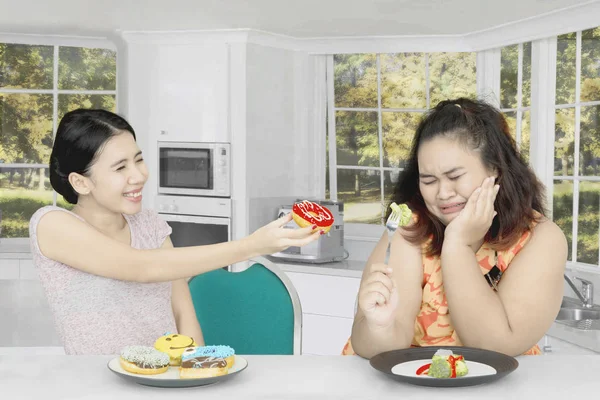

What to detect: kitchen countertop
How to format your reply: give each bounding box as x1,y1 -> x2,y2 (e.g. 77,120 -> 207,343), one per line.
1,354 -> 599,399
267,256 -> 365,278
0,241 -> 32,259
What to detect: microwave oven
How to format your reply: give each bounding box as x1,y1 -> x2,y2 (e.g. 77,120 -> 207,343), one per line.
157,141 -> 231,197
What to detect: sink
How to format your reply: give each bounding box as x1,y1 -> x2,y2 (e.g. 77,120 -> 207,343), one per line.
555,296 -> 600,330
556,308 -> 600,320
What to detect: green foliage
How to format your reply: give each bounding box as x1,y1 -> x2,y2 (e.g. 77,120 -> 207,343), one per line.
0,43 -> 116,238
333,52 -> 476,224
0,188 -> 53,238
58,47 -> 116,91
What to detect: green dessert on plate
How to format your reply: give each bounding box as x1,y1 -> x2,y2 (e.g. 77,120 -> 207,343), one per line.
416,349 -> 469,378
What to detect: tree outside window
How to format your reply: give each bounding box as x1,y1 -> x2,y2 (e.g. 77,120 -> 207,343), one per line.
327,52 -> 476,225
552,28 -> 600,266
500,42 -> 532,163
0,44 -> 116,238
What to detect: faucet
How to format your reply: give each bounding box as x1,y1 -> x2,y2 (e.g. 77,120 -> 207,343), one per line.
564,274 -> 594,308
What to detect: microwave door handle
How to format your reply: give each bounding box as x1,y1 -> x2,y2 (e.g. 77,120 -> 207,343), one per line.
163,215 -> 230,226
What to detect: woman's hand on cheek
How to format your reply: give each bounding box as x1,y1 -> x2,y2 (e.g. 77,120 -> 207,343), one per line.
444,176 -> 500,250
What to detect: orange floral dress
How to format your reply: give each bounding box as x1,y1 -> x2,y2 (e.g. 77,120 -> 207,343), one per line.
342,227 -> 542,356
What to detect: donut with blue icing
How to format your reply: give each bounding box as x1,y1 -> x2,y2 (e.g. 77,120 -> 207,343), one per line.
183,345 -> 235,368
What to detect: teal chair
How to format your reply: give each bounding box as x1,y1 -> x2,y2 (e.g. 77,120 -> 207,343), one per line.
188,256 -> 302,355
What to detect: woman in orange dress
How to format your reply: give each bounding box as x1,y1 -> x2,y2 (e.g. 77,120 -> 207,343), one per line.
345,98 -> 567,358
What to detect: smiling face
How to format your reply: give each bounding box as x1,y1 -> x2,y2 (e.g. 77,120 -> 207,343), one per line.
83,132 -> 148,215
417,135 -> 495,225
155,334 -> 196,351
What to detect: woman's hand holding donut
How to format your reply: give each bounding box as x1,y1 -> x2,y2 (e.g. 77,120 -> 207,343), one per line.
246,213 -> 321,255
358,263 -> 399,329
445,176 -> 500,250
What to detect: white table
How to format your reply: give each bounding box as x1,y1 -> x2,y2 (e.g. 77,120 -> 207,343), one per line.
0,354 -> 596,399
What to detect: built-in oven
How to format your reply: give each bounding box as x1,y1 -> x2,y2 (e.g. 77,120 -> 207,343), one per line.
157,141 -> 230,198
157,195 -> 231,248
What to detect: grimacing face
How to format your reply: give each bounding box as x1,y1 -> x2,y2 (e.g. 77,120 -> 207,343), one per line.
85,132 -> 148,215
417,136 -> 496,226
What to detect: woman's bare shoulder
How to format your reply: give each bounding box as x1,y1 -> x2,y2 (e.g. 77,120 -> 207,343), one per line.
526,218 -> 568,255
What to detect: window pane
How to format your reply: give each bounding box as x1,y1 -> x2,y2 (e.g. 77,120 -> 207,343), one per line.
503,111 -> 517,143
555,108 -> 575,176
500,44 -> 519,109
580,105 -> 600,176
577,181 -> 600,264
0,94 -> 53,164
0,43 -> 53,89
556,33 -> 576,105
58,94 -> 116,121
521,110 -> 530,163
553,180 -> 573,261
325,123 -> 330,200
383,170 -> 400,202
429,52 -> 476,107
58,47 -> 117,91
382,112 -> 421,168
581,27 -> 600,103
522,42 -> 532,107
381,53 -> 426,109
335,111 -> 378,167
337,169 -> 381,224
334,54 -> 377,108
0,166 -> 52,238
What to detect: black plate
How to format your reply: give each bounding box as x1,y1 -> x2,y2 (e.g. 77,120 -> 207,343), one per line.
370,346 -> 518,387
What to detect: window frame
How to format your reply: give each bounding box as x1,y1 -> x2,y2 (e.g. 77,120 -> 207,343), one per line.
499,42 -> 531,157
0,35 -> 118,244
551,30 -> 600,270
326,32 -> 600,273
326,51 -> 478,239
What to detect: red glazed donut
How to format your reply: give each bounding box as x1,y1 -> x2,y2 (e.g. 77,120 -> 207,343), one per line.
292,200 -> 334,234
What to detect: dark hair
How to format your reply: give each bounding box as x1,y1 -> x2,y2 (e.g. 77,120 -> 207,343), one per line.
390,98 -> 546,256
49,109 -> 136,204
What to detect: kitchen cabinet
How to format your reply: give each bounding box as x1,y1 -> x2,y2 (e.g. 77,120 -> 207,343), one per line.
283,269 -> 600,357
285,271 -> 360,355
154,43 -> 230,143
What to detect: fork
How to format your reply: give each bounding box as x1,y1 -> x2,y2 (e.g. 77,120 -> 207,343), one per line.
384,203 -> 403,265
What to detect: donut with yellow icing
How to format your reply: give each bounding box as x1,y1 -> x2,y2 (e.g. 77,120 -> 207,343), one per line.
154,333 -> 197,366
292,200 -> 335,234
119,345 -> 170,375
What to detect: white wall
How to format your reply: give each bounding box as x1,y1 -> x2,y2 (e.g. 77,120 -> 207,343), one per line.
122,36 -> 232,211
119,41 -> 158,209
245,44 -> 324,233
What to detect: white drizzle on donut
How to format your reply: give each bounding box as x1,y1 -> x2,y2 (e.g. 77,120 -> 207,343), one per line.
293,200 -> 334,226
181,356 -> 228,369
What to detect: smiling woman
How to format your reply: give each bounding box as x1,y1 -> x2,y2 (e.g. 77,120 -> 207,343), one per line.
28,109 -> 322,355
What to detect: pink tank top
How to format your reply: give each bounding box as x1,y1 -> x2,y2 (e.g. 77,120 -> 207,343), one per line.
29,206 -> 178,355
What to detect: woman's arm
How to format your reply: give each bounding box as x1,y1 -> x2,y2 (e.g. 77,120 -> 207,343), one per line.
442,219 -> 567,356
350,228 -> 423,358
159,237 -> 205,345
35,210 -> 319,283
172,278 -> 205,345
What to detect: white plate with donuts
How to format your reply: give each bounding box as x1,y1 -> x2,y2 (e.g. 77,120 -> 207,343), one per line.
108,355 -> 248,388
